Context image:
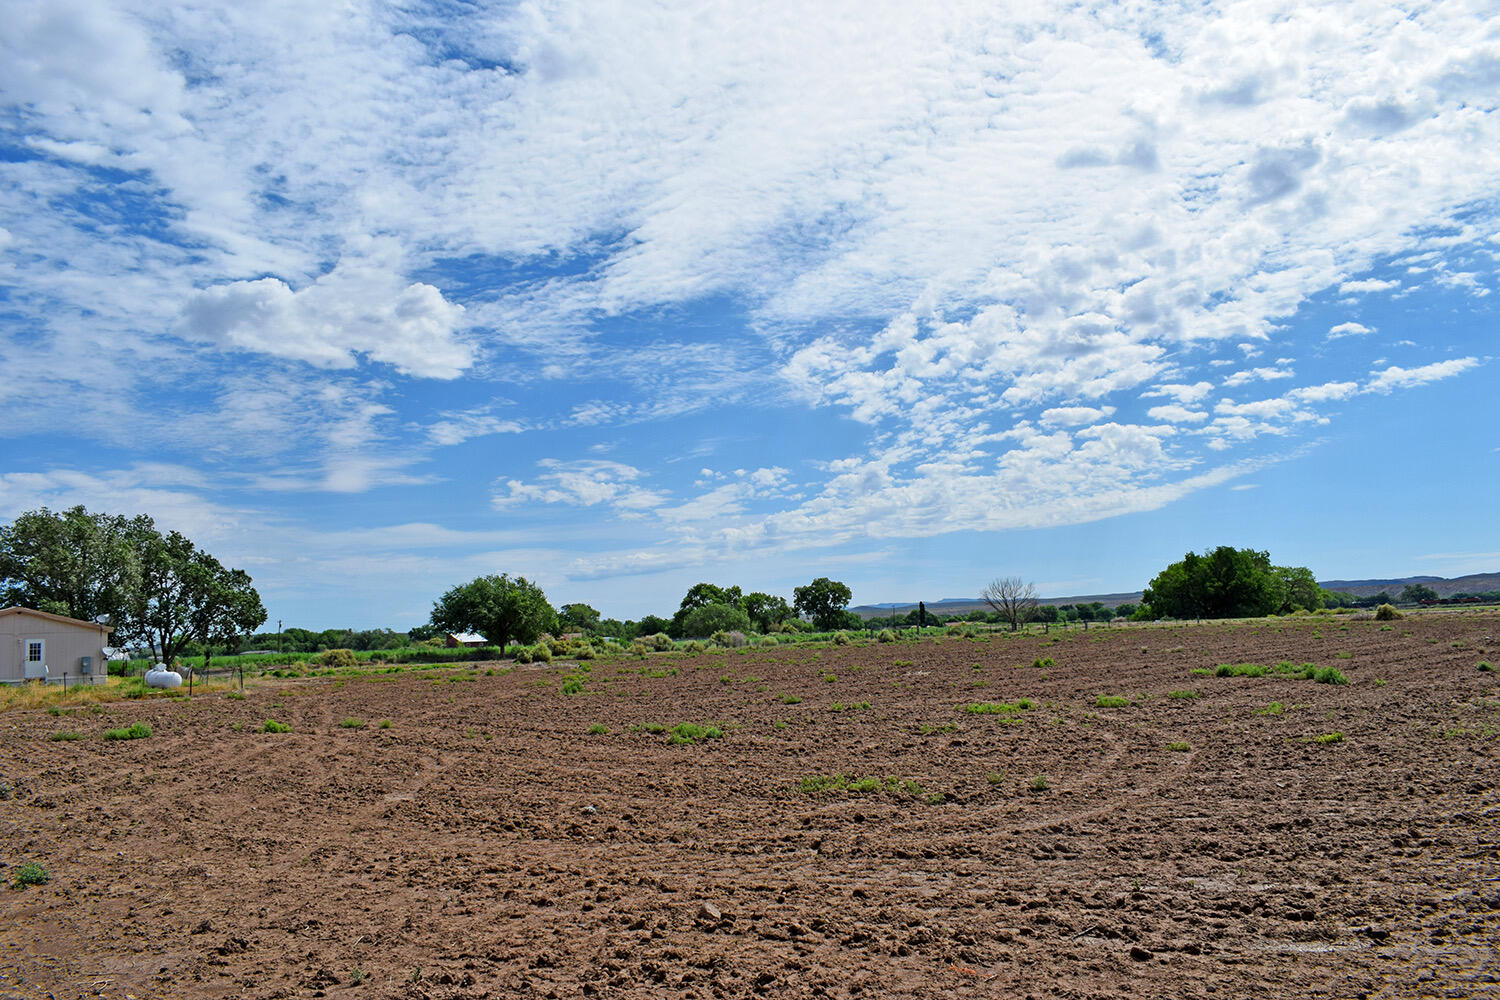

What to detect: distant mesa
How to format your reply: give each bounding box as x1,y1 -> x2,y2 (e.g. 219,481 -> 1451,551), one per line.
852,572 -> 1498,618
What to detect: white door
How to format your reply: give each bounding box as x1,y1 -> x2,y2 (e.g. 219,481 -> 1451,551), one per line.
23,638 -> 46,680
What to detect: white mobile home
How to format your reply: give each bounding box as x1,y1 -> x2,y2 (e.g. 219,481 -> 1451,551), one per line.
0,607 -> 112,686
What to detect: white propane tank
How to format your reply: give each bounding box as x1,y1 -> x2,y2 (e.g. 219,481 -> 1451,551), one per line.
144,663 -> 183,689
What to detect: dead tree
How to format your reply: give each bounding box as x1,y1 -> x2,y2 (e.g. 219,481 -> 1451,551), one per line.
981,577 -> 1039,631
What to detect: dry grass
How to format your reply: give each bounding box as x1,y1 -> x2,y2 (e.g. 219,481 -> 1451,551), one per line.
0,675 -> 242,712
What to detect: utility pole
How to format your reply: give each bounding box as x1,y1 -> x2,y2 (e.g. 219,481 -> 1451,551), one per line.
277,619 -> 283,654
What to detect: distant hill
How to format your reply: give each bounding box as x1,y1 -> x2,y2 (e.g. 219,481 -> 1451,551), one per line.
1316,572 -> 1500,599
852,571 -> 1499,618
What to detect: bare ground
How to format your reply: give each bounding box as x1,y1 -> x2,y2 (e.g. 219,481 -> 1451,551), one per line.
2,612 -> 1498,999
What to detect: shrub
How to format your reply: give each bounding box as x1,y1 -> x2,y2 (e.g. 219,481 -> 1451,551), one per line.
1167,689 -> 1199,700
50,731 -> 84,741
574,643 -> 597,660
530,644 -> 553,664
547,637 -> 568,655
1032,657 -> 1055,668
1095,695 -> 1131,708
1314,731 -> 1344,744
1165,741 -> 1190,752
317,648 -> 359,668
681,640 -> 707,654
877,629 -> 896,643
667,722 -> 724,745
647,633 -> 676,652
561,675 -> 586,695
630,641 -> 650,659
755,634 -> 779,646
1478,661 -> 1495,673
339,718 -> 365,729
103,722 -> 152,741
12,862 -> 49,888
587,723 -> 609,735
832,631 -> 852,646
514,647 -> 533,664
1374,604 -> 1402,621
711,630 -> 748,648
261,719 -> 292,733
1308,666 -> 1348,685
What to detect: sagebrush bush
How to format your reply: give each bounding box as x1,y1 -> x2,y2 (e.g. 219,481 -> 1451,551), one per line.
756,634 -> 779,646
877,629 -> 896,643
574,642 -> 596,660
514,647 -> 533,664
648,633 -> 676,652
530,643 -> 553,664
630,641 -> 650,659
547,637 -> 568,655
682,640 -> 707,654
1374,604 -> 1402,621
832,631 -> 852,646
711,630 -> 748,648
317,648 -> 358,668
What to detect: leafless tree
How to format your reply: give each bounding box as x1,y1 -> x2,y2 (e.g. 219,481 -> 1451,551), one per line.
981,576 -> 1039,631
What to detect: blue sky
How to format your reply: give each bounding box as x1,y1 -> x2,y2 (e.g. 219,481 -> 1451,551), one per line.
1,1 -> 1496,628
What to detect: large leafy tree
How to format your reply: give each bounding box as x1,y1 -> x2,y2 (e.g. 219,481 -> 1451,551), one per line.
678,602 -> 753,637
740,592 -> 792,632
0,506 -> 151,623
1274,565 -> 1325,614
132,528 -> 267,665
1142,547 -> 1296,620
793,577 -> 853,631
1,506 -> 265,663
558,602 -> 602,633
430,574 -> 556,653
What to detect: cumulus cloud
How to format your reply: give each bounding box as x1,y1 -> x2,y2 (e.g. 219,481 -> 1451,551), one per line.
1041,406 -> 1116,427
1364,358 -> 1479,394
1222,366 -> 1295,387
1328,321 -> 1372,339
182,250 -> 472,378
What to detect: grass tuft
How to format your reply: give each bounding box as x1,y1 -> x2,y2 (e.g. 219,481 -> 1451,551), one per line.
261,718 -> 292,733
102,722 -> 152,741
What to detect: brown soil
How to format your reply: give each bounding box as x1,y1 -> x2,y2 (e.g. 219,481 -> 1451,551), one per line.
2,613 -> 1497,999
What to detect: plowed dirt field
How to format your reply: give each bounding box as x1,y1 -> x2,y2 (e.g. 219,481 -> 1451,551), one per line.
3,612 -> 1498,999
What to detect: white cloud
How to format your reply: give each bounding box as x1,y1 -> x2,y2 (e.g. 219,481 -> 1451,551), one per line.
1040,406 -> 1116,427
181,246 -> 472,379
1288,381 -> 1359,403
494,460 -> 666,511
1328,321 -> 1372,339
1364,358 -> 1480,394
1339,278 -> 1400,294
1147,404 -> 1210,423
1222,366 -> 1295,387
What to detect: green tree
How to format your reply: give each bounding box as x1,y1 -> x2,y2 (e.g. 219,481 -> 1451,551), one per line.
558,602 -> 602,633
670,583 -> 743,636
1274,565 -> 1325,613
131,528 -> 266,666
1399,583 -> 1439,604
1141,547 -> 1291,620
679,602 -> 753,637
793,577 -> 853,631
0,506 -> 151,625
430,574 -> 556,653
187,564 -> 268,673
740,592 -> 791,632
636,614 -> 672,638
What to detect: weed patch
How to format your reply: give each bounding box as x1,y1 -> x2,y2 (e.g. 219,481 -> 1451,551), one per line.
49,730 -> 84,741
261,719 -> 292,733
1167,690 -> 1199,700
12,862 -> 49,888
1095,694 -> 1132,708
102,722 -> 152,741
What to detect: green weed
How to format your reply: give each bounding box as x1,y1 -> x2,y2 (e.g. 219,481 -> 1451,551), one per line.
49,730 -> 84,742
1255,702 -> 1285,716
261,719 -> 292,733
1167,690 -> 1199,700
102,722 -> 152,741
1165,741 -> 1190,752
587,723 -> 609,735
1095,695 -> 1131,708
339,718 -> 365,729
1029,774 -> 1050,791
12,862 -> 49,888
964,698 -> 1034,715
667,722 -> 724,745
